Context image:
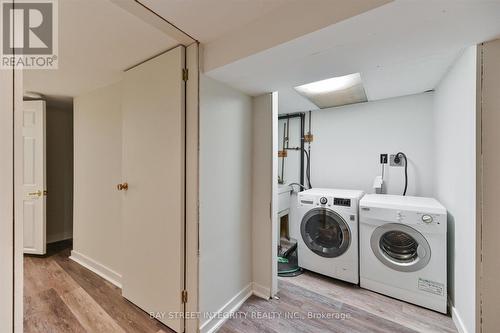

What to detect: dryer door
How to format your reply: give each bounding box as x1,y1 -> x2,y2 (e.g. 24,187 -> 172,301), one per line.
370,223 -> 431,272
300,208 -> 351,258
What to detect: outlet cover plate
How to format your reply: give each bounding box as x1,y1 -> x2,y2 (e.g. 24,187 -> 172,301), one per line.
390,154 -> 405,167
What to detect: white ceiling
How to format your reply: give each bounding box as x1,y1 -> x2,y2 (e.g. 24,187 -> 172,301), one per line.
205,0 -> 500,113
24,0 -> 178,100
139,0 -> 290,43
143,0 -> 390,71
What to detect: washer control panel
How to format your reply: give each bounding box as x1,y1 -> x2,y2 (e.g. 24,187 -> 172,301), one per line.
333,197 -> 351,207
319,197 -> 328,205
421,214 -> 433,224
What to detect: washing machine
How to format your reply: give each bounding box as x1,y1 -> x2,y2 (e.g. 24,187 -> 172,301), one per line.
292,188 -> 364,284
359,194 -> 447,313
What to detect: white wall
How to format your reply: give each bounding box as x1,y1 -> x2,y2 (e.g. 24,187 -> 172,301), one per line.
434,46 -> 477,333
283,93 -> 435,196
46,103 -> 74,243
0,69 -> 14,333
199,75 -> 253,330
73,82 -> 123,277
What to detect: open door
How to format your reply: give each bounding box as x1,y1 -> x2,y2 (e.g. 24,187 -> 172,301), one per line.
121,45 -> 186,332
479,38 -> 500,333
16,100 -> 47,255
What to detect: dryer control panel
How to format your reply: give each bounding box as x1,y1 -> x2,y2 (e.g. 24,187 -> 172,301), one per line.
360,206 -> 446,234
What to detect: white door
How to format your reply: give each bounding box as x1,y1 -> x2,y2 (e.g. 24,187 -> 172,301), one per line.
121,46 -> 186,332
16,100 -> 47,255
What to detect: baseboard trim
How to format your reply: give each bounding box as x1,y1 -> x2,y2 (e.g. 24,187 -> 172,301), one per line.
47,231 -> 73,244
69,250 -> 122,288
252,282 -> 271,300
200,284 -> 253,333
450,301 -> 468,333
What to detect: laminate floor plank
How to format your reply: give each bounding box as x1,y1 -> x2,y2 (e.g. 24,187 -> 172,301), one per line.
52,249 -> 172,333
221,272 -> 457,333
282,271 -> 457,333
24,288 -> 86,333
61,287 -> 126,333
24,254 -> 80,298
25,242 -> 458,333
24,241 -> 175,333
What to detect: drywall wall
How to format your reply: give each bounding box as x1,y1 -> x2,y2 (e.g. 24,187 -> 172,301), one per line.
46,103 -> 74,243
0,69 -> 14,333
73,82 -> 123,278
434,46 -> 477,333
282,93 -> 435,196
199,75 -> 253,331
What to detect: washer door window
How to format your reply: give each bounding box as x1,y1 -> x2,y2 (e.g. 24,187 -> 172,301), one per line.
371,223 -> 431,272
300,208 -> 351,258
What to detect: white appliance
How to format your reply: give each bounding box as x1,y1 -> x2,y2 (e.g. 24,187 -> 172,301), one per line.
359,194 -> 447,313
292,188 -> 364,284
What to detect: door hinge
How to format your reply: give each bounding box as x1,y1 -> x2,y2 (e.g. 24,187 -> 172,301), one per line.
181,290 -> 188,303
182,68 -> 189,81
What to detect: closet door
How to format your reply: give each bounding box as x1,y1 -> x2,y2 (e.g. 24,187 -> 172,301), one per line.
121,46 -> 186,333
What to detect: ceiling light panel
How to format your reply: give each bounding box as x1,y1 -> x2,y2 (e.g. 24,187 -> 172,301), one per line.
294,73 -> 368,109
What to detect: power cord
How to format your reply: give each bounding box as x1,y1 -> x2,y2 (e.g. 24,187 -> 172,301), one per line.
394,152 -> 408,196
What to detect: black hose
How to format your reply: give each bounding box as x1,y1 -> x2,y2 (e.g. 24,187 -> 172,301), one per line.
396,152 -> 408,196
285,147 -> 312,189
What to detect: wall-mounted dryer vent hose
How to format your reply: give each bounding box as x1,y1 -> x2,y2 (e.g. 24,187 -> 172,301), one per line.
395,152 -> 408,196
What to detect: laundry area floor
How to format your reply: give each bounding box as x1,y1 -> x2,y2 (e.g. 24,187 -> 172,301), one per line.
23,241 -> 172,333
220,271 -> 457,333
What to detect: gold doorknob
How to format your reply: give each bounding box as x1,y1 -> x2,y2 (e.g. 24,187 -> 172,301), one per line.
117,183 -> 129,191
28,190 -> 42,197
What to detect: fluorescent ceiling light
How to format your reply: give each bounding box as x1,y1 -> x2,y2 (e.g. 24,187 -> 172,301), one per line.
294,73 -> 367,109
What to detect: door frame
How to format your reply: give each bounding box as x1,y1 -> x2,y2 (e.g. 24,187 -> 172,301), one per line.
475,43 -> 482,333
5,3 -> 201,333
0,65 -> 15,333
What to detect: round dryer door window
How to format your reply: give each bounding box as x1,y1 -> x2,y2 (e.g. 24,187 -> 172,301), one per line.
371,223 -> 431,272
300,208 -> 351,258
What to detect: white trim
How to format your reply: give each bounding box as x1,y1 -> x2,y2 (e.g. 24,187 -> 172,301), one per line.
69,250 -> 122,288
200,284 -> 252,333
252,282 -> 271,300
450,301 -> 468,333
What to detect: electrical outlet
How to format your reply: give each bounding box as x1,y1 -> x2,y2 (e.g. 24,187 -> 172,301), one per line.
390,154 -> 405,167
380,154 -> 388,164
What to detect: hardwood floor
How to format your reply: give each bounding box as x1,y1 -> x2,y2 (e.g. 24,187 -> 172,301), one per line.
24,241 -> 174,333
220,271 -> 457,333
